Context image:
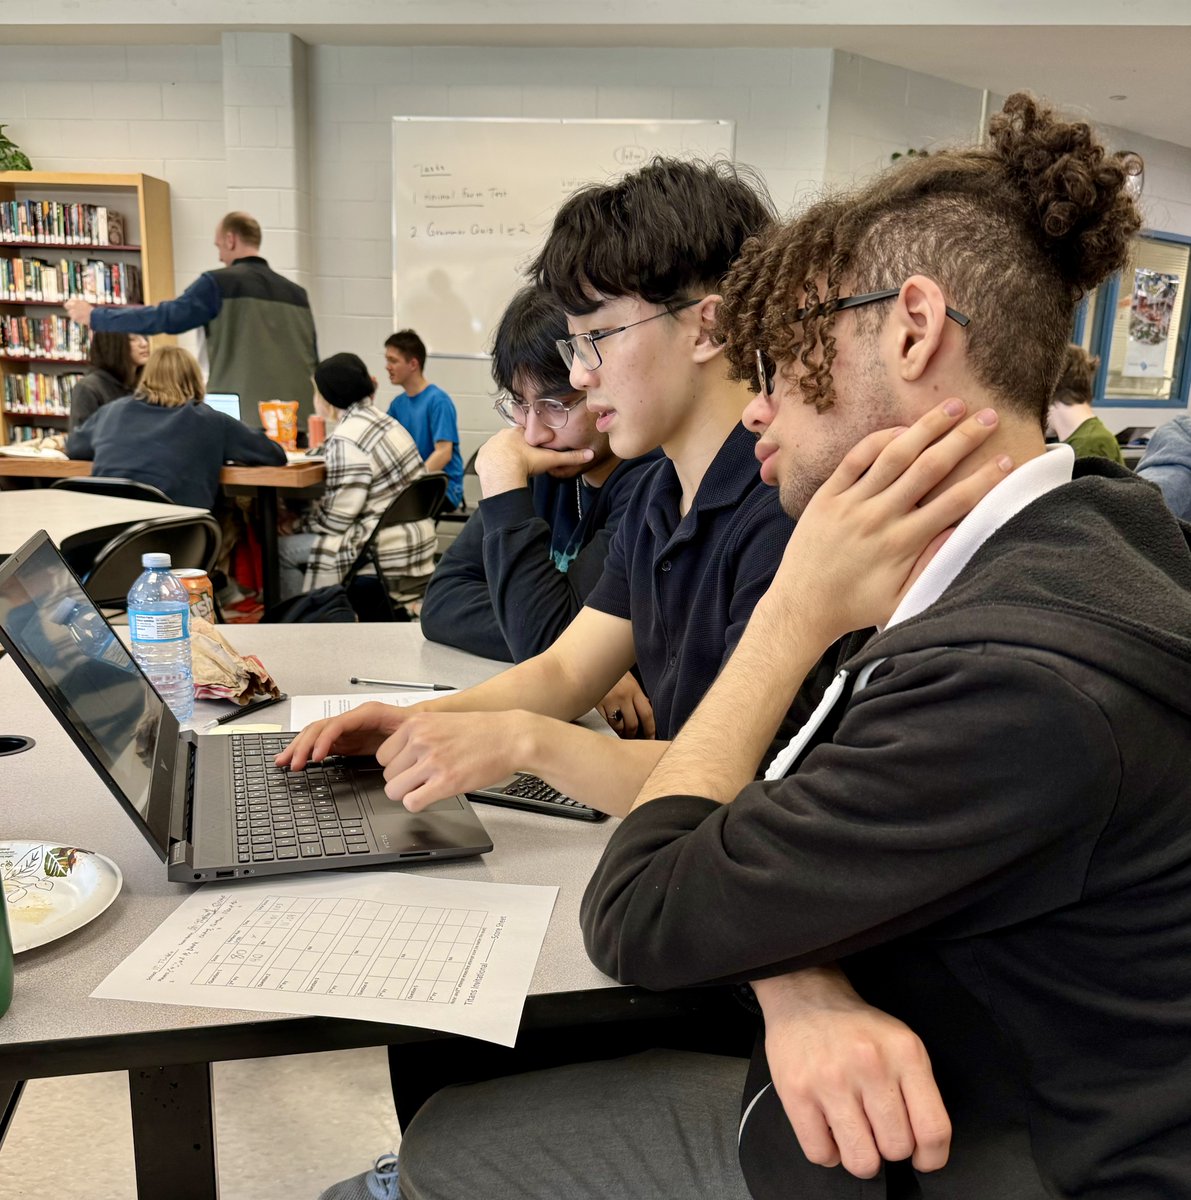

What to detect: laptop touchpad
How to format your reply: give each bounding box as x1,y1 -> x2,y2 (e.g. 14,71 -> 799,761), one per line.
357,772 -> 464,812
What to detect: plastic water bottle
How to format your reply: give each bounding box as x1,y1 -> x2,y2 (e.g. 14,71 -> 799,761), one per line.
127,552 -> 194,723
51,596 -> 134,671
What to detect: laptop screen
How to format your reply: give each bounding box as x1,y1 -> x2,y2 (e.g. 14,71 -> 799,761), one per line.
204,393 -> 241,420
0,532 -> 172,858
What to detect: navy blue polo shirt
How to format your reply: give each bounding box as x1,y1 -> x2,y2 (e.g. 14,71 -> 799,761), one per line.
585,422 -> 795,740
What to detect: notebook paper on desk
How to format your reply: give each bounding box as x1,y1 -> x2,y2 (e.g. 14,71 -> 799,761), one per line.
289,692 -> 458,726
92,871 -> 558,1046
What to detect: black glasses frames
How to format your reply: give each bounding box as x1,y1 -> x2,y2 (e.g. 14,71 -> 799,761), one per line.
793,289 -> 971,327
754,289 -> 971,396
556,297 -> 704,373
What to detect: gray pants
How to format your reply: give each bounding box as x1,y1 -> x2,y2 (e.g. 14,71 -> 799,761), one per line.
277,531 -> 317,601
398,1050 -> 752,1200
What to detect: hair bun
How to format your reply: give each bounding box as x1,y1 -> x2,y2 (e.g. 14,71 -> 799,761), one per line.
990,92 -> 1142,293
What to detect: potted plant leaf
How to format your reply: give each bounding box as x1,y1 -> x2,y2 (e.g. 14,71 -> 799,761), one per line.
0,126 -> 32,171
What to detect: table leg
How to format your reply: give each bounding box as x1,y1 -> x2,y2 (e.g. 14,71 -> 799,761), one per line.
128,1063 -> 219,1200
0,1078 -> 25,1152
257,488 -> 280,612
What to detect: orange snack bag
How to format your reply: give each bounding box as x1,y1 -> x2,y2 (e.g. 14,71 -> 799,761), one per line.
258,400 -> 299,451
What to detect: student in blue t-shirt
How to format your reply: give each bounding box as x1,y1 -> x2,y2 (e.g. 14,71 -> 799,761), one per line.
383,329 -> 465,510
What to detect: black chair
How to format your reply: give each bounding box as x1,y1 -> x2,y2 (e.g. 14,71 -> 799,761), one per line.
436,447 -> 479,527
79,514 -> 223,611
51,476 -> 175,504
342,473 -> 448,621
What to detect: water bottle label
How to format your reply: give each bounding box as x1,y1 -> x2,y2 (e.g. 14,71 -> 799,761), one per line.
129,610 -> 189,643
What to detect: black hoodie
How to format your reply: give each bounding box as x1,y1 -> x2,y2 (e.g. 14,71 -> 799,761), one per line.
581,461 -> 1191,1199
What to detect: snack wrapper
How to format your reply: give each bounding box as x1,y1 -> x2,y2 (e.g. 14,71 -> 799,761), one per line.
190,616 -> 281,704
258,400 -> 299,451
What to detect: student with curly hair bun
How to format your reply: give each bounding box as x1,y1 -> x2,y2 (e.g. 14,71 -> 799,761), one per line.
1048,343 -> 1124,463
389,95 -> 1191,1200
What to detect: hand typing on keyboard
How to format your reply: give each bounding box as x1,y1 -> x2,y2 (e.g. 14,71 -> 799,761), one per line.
234,733 -> 371,864
276,704 -> 529,815
276,701 -> 409,770
376,710 -> 528,813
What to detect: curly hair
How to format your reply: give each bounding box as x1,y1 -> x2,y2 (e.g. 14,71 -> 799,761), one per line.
717,93 -> 1142,424
1052,343 -> 1100,406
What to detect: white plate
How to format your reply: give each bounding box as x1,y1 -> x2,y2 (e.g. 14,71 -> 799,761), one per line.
0,840 -> 123,954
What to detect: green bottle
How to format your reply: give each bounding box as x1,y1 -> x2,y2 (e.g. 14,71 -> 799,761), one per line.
0,892 -> 12,1017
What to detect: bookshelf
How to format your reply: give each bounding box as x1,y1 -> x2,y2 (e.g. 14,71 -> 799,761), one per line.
0,171 -> 175,447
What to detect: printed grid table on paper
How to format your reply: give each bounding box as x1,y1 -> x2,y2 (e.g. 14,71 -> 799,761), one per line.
190,896 -> 487,1003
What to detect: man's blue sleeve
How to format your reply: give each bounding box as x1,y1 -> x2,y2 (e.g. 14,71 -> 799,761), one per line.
428,391 -> 460,446
90,273 -> 222,336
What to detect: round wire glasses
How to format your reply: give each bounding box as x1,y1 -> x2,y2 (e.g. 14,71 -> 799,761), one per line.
493,391 -> 587,430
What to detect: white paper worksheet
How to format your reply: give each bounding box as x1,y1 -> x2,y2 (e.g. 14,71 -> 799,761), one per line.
288,692 -> 457,726
92,873 -> 558,1046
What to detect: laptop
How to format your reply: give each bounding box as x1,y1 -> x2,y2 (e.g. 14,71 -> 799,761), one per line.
0,531 -> 493,883
1115,426 -> 1154,447
204,392 -> 242,421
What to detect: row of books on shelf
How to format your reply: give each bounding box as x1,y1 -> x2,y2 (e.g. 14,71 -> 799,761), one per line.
0,200 -> 127,247
0,315 -> 91,361
5,422 -> 62,443
0,256 -> 143,305
2,371 -> 83,417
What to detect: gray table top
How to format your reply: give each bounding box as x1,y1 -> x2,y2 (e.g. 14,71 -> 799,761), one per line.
0,624 -> 621,1071
0,491 -> 209,556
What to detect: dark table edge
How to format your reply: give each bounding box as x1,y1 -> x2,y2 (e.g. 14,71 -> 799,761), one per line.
0,985 -> 723,1081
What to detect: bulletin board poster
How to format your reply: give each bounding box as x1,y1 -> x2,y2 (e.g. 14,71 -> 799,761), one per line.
1124,268 -> 1180,378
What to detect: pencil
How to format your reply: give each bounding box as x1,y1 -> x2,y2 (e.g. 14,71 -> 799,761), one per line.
348,677 -> 455,690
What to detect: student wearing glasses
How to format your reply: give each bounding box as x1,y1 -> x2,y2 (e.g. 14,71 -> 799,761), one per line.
279,158 -> 851,814
420,285 -> 661,733
307,159 -> 967,1200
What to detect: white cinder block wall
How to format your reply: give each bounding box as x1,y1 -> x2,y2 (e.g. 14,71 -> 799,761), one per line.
3,40 -> 1190,436
825,52 -> 985,185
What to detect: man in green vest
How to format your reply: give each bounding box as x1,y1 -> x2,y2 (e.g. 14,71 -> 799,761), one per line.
65,212 -> 318,427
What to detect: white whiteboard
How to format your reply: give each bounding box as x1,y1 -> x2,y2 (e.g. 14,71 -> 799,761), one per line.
391,117 -> 735,359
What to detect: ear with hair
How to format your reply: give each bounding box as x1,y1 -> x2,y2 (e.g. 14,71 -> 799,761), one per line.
691,294 -> 726,364
891,277 -> 951,382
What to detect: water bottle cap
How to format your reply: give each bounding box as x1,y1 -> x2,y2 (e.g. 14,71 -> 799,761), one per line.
141,553 -> 172,569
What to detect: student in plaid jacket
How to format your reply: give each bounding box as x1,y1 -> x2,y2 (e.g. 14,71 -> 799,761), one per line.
278,352 -> 436,600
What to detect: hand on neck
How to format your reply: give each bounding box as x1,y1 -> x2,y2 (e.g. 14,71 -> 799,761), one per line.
919,404 -> 1047,508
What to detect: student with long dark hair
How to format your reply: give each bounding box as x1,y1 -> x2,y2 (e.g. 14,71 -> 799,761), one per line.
67,331 -> 149,430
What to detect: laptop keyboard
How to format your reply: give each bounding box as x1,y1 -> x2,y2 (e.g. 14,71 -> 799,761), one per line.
231,734 -> 371,864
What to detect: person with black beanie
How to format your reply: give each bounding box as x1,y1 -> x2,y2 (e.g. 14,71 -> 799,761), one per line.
277,352 -> 436,601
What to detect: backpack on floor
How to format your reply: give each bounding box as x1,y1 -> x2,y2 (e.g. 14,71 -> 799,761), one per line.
262,584 -> 358,623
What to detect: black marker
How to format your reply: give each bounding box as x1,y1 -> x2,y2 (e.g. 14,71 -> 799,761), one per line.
205,694 -> 288,729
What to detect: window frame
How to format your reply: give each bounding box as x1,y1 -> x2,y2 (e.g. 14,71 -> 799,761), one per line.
1089,228 -> 1191,411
